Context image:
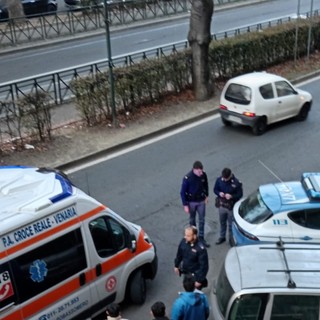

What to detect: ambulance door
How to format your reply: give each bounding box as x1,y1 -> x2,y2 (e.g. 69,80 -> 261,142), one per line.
85,215 -> 136,307
0,261 -> 22,320
2,228 -> 94,320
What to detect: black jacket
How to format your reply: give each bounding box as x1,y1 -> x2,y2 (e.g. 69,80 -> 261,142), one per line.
174,239 -> 208,283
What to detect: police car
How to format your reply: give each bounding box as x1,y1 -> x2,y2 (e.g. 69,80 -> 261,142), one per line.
232,172 -> 320,246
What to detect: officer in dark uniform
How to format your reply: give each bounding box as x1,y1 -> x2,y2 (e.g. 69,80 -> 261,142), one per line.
174,226 -> 209,290
214,167 -> 243,245
180,161 -> 209,247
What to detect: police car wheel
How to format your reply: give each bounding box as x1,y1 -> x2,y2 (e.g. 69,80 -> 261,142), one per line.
129,269 -> 146,304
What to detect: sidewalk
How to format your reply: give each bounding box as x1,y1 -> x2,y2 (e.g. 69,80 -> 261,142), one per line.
0,91 -> 221,171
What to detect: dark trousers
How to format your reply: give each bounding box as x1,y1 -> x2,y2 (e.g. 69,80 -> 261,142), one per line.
189,201 -> 206,240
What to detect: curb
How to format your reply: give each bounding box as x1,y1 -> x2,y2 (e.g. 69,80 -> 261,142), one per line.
57,108 -> 219,171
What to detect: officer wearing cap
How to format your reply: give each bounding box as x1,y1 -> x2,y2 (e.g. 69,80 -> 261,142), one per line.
180,161 -> 209,247
174,226 -> 209,290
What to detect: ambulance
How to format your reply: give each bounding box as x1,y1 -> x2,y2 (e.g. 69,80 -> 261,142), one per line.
0,166 -> 158,320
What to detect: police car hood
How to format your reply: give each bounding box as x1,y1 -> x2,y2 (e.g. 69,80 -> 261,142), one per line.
260,181 -> 309,213
179,292 -> 204,306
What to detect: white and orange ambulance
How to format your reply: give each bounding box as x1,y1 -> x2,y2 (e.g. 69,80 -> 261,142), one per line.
0,166 -> 158,320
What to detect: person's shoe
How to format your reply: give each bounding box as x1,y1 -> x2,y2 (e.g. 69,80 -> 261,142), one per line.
201,239 -> 210,248
215,238 -> 226,245
229,237 -> 235,247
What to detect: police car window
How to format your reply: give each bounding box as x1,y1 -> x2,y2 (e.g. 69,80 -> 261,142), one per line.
288,211 -> 307,227
0,262 -> 16,310
239,191 -> 272,224
288,210 -> 320,229
271,295 -> 319,320
9,229 -> 86,303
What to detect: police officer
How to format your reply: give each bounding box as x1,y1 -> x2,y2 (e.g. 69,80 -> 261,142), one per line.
214,167 -> 243,245
174,226 -> 209,290
180,161 -> 209,247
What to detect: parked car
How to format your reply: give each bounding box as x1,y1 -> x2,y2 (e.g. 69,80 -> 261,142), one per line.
219,72 -> 313,135
232,172 -> 320,246
0,0 -> 57,20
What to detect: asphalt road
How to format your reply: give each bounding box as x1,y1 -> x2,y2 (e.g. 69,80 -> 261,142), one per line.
66,76 -> 320,320
1,0 -> 320,82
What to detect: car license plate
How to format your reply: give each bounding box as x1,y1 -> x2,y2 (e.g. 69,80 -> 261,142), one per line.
228,115 -> 242,124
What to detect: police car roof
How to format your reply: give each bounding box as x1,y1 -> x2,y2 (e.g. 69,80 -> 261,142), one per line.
0,166 -> 74,233
259,172 -> 320,213
226,243 -> 320,292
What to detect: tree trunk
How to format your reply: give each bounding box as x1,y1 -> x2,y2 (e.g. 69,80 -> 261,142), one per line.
4,0 -> 25,22
188,0 -> 214,101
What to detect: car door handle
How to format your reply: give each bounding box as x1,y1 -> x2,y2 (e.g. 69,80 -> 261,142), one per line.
278,101 -> 282,104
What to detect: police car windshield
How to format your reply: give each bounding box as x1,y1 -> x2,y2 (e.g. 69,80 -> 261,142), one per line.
239,191 -> 272,224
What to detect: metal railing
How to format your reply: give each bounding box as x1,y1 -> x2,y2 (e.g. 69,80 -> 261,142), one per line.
0,10 -> 319,110
0,0 -> 246,48
0,14 -> 314,106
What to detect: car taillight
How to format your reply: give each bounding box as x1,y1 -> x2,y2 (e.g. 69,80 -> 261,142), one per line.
243,111 -> 256,117
220,104 -> 228,110
236,222 -> 259,241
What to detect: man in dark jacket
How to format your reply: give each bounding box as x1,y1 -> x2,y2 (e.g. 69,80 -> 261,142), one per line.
174,226 -> 209,290
180,161 -> 209,247
214,167 -> 243,245
171,274 -> 210,320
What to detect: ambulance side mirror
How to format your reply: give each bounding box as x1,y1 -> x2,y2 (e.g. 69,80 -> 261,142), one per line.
130,237 -> 137,253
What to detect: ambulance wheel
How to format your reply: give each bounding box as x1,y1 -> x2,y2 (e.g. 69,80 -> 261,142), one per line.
129,269 -> 146,304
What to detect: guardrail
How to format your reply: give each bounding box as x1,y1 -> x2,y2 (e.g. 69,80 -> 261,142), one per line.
0,0 -> 246,48
0,10 -> 318,110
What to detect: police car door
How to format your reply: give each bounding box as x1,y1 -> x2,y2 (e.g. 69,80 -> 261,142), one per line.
287,209 -> 320,243
84,213 -> 135,312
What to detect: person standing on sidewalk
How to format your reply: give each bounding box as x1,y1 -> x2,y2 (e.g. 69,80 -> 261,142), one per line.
180,161 -> 210,247
174,226 -> 209,290
214,167 -> 243,245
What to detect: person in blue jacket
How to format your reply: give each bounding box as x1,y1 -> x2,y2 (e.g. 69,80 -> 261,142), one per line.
180,161 -> 209,247
214,167 -> 243,245
171,274 -> 210,320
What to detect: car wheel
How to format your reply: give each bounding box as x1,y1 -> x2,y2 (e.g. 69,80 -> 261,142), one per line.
129,269 -> 146,304
221,118 -> 232,126
296,103 -> 310,121
252,117 -> 267,136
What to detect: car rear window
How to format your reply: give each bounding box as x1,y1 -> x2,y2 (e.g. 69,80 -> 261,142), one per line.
225,83 -> 251,105
239,190 -> 272,224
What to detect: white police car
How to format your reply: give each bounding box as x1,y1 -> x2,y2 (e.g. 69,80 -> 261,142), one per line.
232,172 -> 320,246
